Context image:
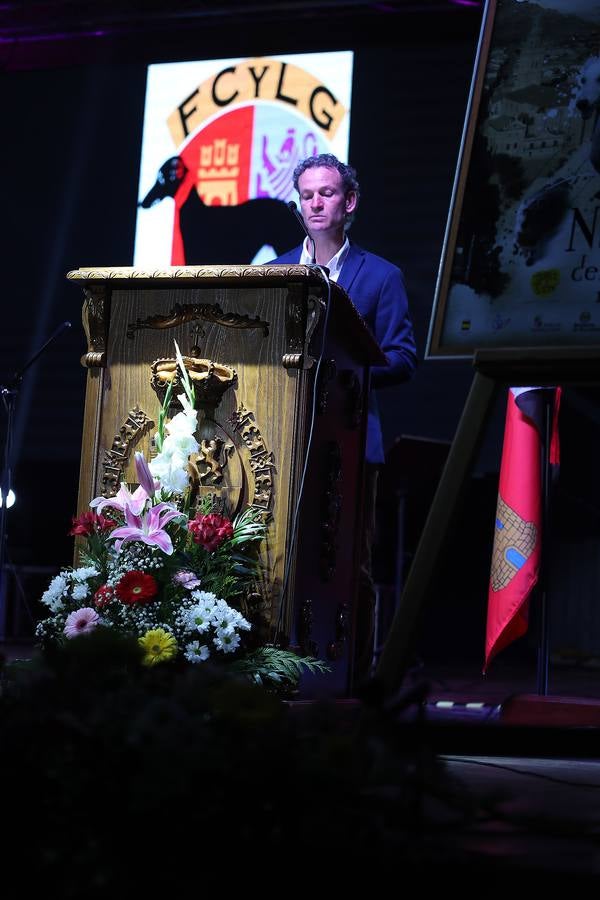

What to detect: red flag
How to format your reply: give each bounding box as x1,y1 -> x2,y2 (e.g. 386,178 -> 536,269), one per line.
484,386 -> 561,672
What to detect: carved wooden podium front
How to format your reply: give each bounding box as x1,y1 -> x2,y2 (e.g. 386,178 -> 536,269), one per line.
67,264 -> 385,697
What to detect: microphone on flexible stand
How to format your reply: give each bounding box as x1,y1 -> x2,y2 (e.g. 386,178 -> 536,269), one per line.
287,200 -> 317,266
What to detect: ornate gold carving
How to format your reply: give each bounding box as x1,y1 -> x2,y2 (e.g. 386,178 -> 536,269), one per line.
284,282 -> 308,370
327,602 -> 350,662
320,441 -> 342,582
100,405 -> 154,497
150,355 -> 240,510
81,284 -> 109,368
317,359 -> 337,414
229,403 -> 275,515
298,596 -> 318,659
151,356 -> 236,408
67,264 -> 330,285
127,302 -> 269,340
283,284 -> 325,370
339,369 -> 363,429
193,437 -> 235,486
305,291 -> 323,347
187,425 -> 243,516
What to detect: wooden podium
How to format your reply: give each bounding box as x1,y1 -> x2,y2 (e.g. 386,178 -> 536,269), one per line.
67,264 -> 385,696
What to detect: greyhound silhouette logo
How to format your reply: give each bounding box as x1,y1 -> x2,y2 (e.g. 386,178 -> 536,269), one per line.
137,54 -> 353,265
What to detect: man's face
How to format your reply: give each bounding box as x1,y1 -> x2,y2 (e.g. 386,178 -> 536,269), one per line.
297,166 -> 356,238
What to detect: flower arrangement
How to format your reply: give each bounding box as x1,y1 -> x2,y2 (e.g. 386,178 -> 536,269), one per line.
35,341 -> 328,692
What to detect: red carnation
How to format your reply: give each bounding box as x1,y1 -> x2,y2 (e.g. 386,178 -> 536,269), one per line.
188,513 -> 233,552
115,571 -> 159,605
69,511 -> 116,537
94,584 -> 115,608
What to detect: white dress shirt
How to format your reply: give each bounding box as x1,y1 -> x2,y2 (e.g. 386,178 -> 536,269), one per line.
299,236 -> 350,283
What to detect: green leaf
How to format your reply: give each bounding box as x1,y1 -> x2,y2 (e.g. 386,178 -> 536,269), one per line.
156,379 -> 173,453
228,646 -> 331,690
174,339 -> 195,408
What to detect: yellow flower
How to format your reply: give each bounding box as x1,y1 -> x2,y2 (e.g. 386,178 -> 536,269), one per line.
139,628 -> 178,666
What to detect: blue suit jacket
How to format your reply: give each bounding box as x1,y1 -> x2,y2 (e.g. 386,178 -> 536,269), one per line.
270,242 -> 417,463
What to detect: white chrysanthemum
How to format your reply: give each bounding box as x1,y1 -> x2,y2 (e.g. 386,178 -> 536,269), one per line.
183,601 -> 217,634
235,613 -> 251,632
213,631 -> 241,654
184,641 -> 210,663
40,573 -> 70,611
72,566 -> 99,582
213,599 -> 251,633
213,618 -> 235,637
71,582 -> 91,601
189,590 -> 218,605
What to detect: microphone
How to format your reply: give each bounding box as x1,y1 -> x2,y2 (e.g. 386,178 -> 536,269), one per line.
287,200 -> 316,265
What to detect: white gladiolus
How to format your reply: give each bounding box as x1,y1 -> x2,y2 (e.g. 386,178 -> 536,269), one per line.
149,388 -> 199,496
149,451 -> 190,494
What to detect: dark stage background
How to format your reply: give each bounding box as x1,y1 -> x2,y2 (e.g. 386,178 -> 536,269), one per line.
2,1 -> 599,675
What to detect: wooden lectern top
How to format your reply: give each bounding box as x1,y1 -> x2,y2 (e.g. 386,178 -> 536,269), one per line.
67,264 -> 387,368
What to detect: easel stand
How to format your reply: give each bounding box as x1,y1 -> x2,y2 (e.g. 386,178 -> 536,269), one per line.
375,346 -> 600,703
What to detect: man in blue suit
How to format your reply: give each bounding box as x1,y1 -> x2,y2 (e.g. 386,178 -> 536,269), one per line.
271,153 -> 417,685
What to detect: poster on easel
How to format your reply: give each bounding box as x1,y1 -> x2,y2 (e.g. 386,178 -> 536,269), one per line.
427,0 -> 600,359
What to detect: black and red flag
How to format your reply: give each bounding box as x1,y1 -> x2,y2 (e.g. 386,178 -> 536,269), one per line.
484,386 -> 561,673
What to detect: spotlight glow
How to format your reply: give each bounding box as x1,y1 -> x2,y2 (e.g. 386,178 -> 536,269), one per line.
0,488 -> 16,508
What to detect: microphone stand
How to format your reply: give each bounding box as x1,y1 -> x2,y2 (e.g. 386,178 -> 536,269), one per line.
0,321 -> 72,634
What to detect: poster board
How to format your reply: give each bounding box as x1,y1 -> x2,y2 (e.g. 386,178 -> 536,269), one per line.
427,0 -> 600,359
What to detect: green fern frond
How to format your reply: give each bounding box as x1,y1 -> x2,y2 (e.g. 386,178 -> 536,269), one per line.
229,646 -> 330,688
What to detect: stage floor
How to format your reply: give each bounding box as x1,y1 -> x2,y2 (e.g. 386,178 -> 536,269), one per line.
3,637 -> 600,885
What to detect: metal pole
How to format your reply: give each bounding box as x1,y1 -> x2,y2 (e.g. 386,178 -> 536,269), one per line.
535,393 -> 553,696
0,322 -> 72,627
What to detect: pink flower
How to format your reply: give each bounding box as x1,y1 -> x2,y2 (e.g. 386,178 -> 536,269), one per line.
109,502 -> 181,555
134,451 -> 160,498
64,607 -> 100,638
173,570 -> 202,590
188,513 -> 233,552
89,481 -> 150,519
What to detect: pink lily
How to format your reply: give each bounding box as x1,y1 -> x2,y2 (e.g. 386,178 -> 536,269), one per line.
135,451 -> 160,499
109,502 -> 182,555
89,453 -> 161,519
90,479 -> 150,519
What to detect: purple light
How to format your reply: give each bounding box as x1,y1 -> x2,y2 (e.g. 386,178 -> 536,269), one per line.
0,29 -> 109,45
449,0 -> 482,6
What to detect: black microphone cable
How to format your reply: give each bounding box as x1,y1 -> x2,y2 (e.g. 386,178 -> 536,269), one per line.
272,262 -> 333,648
